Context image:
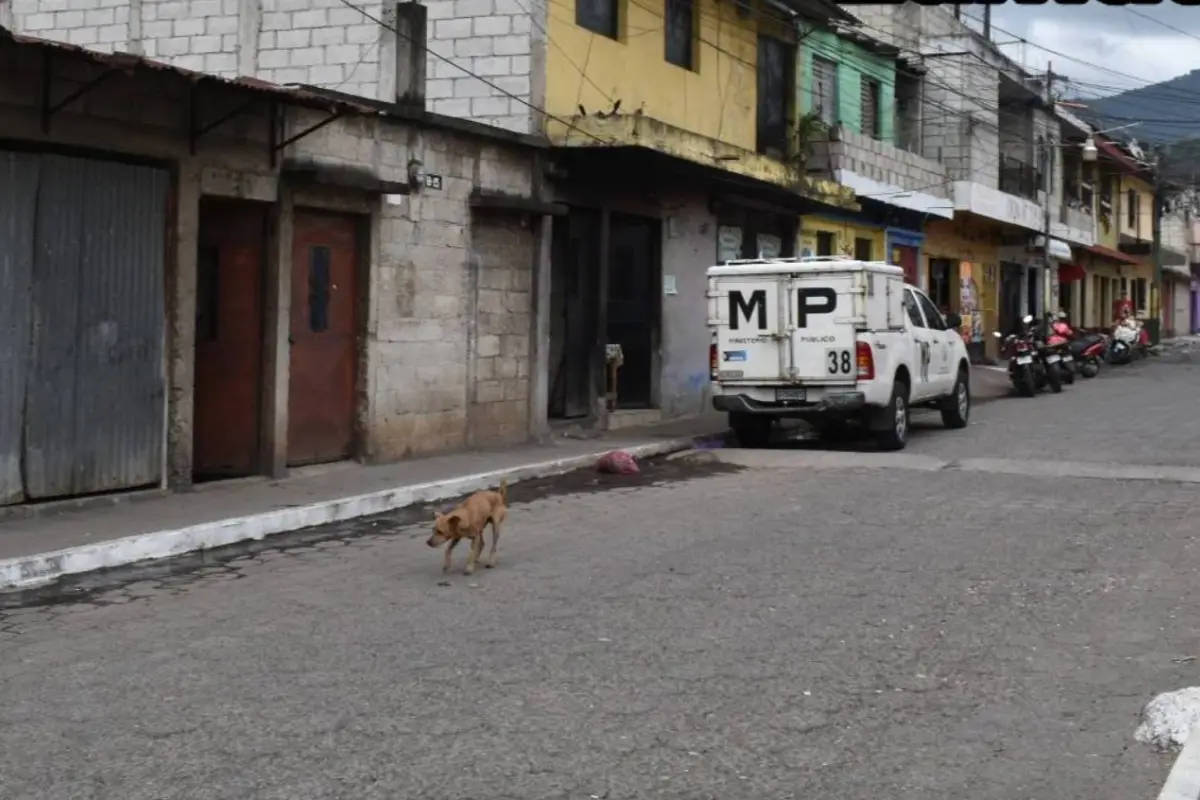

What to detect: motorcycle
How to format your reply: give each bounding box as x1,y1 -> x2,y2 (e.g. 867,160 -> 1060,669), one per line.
1110,318 -> 1140,365
1045,314 -> 1077,385
1069,328 -> 1108,378
993,315 -> 1055,397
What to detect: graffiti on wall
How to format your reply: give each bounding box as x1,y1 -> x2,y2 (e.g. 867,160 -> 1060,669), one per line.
959,262 -> 984,343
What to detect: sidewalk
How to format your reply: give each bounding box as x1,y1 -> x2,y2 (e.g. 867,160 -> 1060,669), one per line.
0,414 -> 728,592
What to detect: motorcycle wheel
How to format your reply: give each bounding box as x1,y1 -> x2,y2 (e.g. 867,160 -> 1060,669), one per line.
1080,358 -> 1100,378
1062,363 -> 1076,384
1015,366 -> 1036,397
1046,364 -> 1063,393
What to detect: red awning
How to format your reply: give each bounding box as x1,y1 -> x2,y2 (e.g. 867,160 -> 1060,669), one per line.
1059,262 -> 1087,282
1085,244 -> 1142,266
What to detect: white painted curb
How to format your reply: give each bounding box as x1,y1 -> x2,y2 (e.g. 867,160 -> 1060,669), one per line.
1160,727 -> 1200,800
0,437 -> 704,592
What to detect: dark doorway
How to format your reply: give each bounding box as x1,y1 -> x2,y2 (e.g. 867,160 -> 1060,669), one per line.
999,262 -> 1024,336
548,208 -> 601,420
607,213 -> 660,409
193,198 -> 268,480
928,257 -> 956,312
287,210 -> 360,466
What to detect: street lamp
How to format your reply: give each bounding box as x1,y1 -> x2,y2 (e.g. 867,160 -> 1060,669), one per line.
1082,122 -> 1143,163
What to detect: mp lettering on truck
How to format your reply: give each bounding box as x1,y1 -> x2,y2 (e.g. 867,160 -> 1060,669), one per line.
728,290 -> 767,330
796,287 -> 837,327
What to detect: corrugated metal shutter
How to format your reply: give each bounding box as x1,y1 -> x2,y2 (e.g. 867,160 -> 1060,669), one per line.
0,153 -> 39,505
812,57 -> 838,126
23,154 -> 168,499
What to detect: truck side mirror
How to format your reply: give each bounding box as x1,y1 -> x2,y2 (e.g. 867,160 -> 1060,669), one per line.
945,313 -> 962,330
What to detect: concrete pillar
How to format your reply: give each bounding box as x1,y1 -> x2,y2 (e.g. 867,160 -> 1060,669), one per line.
165,162 -> 201,488
236,0 -> 262,78
528,213 -> 552,441
260,186 -> 293,478
393,3 -> 427,110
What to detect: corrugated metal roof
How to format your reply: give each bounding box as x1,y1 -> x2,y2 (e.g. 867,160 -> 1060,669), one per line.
0,25 -> 377,114
0,26 -> 550,149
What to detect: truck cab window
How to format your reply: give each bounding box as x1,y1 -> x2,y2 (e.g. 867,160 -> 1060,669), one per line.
904,291 -> 927,328
915,291 -> 946,331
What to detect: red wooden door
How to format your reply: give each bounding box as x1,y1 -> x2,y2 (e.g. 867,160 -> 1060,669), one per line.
287,211 -> 359,466
893,244 -> 919,286
193,199 -> 266,478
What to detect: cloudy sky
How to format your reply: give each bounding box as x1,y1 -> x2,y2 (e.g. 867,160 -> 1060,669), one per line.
963,4 -> 1200,96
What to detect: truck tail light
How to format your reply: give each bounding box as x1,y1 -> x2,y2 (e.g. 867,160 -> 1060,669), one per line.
855,341 -> 875,380
710,342 -> 719,380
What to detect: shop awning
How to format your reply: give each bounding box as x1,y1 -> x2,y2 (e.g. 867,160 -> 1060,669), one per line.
1085,244 -> 1142,266
1059,263 -> 1087,282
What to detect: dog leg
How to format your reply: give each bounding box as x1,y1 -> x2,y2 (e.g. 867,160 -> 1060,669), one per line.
443,539 -> 460,573
486,519 -> 501,568
464,535 -> 483,575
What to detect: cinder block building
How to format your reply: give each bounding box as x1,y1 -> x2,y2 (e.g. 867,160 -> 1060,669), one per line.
0,27 -> 555,509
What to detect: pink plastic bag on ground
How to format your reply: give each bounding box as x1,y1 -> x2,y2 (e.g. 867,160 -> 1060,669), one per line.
597,450 -> 640,475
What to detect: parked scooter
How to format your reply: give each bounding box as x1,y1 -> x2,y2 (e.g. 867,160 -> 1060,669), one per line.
1110,317 -> 1140,365
1069,328 -> 1108,378
993,315 -> 1057,397
1045,314 -> 1077,385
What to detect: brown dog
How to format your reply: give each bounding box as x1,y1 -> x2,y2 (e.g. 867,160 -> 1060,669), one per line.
426,480 -> 508,575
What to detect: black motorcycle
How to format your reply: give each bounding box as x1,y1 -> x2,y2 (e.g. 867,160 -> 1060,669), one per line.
993,317 -> 1045,397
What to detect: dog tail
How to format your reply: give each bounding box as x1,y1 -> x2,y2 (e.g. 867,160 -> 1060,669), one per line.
498,478 -> 508,503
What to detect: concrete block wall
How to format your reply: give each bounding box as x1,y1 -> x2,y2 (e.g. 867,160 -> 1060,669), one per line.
811,126 -> 951,199
8,0 -> 392,101
469,217 -> 533,446
288,111 -> 539,459
422,0 -> 542,134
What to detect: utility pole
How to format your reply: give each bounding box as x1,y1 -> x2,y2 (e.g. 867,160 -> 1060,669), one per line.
1152,149 -> 1165,344
1042,62 -> 1055,321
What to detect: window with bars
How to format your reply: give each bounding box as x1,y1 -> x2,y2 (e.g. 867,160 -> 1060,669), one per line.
854,237 -> 872,261
1127,189 -> 1138,229
756,35 -> 794,157
664,0 -> 694,69
811,57 -> 838,127
816,231 -> 835,256
861,79 -> 881,139
576,0 -> 618,39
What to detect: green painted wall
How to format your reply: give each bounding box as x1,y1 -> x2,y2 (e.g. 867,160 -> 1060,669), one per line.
798,26 -> 896,144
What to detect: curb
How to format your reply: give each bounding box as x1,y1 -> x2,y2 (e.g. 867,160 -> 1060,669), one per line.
0,436 -> 708,593
1160,727 -> 1200,800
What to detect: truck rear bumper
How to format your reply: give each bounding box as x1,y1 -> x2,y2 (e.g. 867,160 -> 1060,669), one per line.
713,392 -> 867,415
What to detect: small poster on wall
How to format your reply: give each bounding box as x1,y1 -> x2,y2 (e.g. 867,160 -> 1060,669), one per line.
757,233 -> 782,259
717,226 -> 743,263
959,261 -> 984,343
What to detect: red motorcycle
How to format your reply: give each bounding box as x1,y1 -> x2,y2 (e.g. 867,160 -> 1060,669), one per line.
1049,313 -> 1106,378
1046,316 -> 1077,385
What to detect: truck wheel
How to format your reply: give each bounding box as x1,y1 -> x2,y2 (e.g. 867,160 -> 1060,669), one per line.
730,414 -> 772,448
940,367 -> 970,429
874,380 -> 909,452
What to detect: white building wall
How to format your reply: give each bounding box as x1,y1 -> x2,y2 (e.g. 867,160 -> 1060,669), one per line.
422,0 -> 541,133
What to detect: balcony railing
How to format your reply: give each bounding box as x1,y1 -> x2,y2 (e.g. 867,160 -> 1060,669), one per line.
998,155 -> 1041,201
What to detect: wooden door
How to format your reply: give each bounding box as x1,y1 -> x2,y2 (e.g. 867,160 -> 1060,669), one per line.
193,199 -> 266,478
288,211 -> 359,466
893,244 -> 919,287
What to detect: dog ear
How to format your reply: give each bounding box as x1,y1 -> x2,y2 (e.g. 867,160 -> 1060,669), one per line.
447,514 -> 461,534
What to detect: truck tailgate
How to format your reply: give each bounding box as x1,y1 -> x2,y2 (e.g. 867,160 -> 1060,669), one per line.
788,273 -> 860,383
711,276 -> 788,382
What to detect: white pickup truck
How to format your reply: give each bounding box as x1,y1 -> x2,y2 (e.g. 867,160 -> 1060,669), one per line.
707,256 -> 972,450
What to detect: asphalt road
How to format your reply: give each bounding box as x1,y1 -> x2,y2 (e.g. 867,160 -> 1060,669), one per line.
3,355 -> 1199,800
